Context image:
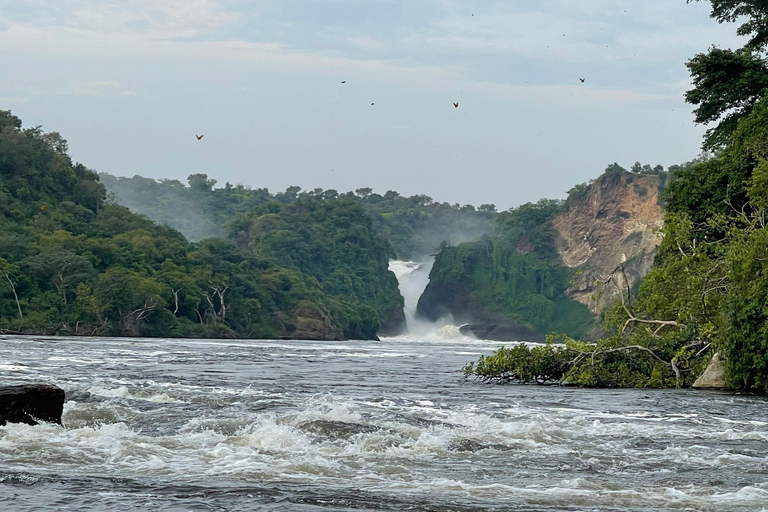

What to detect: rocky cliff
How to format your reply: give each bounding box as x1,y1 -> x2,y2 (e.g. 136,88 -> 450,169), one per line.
553,171 -> 664,313
416,169 -> 665,341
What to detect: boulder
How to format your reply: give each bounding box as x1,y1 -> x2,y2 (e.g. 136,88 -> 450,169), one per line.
0,384 -> 65,426
460,323 -> 544,342
417,285 -> 545,342
692,353 -> 727,390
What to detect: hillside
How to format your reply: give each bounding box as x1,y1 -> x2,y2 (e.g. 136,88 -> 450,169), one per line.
554,170 -> 664,312
417,167 -> 667,341
0,110 -> 400,340
100,174 -> 494,260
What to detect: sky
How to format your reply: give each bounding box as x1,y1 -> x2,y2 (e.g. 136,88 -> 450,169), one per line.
0,0 -> 745,209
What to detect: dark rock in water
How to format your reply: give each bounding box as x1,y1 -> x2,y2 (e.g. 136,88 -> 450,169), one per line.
0,384 -> 65,426
300,419 -> 380,440
417,284 -> 544,342
377,305 -> 407,337
460,323 -> 544,342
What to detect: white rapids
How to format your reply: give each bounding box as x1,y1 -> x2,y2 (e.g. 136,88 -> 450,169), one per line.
1,335 -> 768,511
388,259 -> 474,342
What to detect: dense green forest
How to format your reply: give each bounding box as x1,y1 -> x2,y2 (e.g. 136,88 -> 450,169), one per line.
418,160 -> 679,341
100,174 -> 494,260
466,0 -> 768,392
418,199 -> 595,339
0,110 -> 403,340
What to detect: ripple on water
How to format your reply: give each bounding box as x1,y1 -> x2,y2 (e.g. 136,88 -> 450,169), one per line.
1,336 -> 768,511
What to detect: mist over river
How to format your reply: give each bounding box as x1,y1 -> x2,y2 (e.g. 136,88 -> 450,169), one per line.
1,335 -> 768,511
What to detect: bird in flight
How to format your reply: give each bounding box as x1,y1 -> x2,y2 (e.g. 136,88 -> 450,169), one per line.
196,134 -> 204,140
579,78 -> 585,83
341,80 -> 346,84
453,102 -> 459,108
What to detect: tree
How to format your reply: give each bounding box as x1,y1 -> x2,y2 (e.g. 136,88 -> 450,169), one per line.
0,258 -> 23,321
21,250 -> 94,304
355,187 -> 373,198
685,48 -> 768,149
95,268 -> 167,336
689,1 -> 768,51
187,173 -> 217,192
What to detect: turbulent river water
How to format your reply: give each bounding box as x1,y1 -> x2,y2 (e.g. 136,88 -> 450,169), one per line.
1,334 -> 768,512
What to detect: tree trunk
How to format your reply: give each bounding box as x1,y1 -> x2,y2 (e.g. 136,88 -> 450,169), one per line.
3,271 -> 23,321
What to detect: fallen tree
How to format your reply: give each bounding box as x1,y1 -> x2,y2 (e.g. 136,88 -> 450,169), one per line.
464,264 -> 716,388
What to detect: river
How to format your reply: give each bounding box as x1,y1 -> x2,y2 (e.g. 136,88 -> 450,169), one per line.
1,334 -> 767,511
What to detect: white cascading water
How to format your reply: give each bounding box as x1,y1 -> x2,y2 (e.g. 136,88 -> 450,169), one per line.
387,259 -> 472,341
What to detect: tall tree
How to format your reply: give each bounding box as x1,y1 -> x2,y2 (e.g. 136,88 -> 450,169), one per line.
686,1 -> 768,149
689,1 -> 768,51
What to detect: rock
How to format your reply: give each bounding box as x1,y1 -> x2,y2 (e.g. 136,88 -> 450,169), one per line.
0,384 -> 65,426
291,306 -> 343,340
417,286 -> 544,342
553,170 -> 664,314
460,323 -> 544,342
377,304 -> 407,337
692,353 -> 727,390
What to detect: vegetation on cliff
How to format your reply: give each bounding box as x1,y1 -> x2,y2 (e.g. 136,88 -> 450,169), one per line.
0,110 -> 400,340
226,197 -> 405,335
419,198 -> 597,339
466,0 -> 768,391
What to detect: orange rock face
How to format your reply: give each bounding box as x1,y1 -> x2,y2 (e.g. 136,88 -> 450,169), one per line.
553,171 -> 664,314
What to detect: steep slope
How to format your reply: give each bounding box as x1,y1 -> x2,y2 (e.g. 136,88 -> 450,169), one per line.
0,110 -> 389,340
417,169 -> 666,340
554,170 -> 664,312
228,198 -> 406,336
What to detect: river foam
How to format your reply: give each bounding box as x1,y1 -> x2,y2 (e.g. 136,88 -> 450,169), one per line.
1,336 -> 768,511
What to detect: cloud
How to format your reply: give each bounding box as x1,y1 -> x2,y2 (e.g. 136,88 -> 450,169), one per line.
347,36 -> 383,51
72,81 -> 131,97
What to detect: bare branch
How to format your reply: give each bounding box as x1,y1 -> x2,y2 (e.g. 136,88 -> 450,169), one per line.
591,344 -> 672,366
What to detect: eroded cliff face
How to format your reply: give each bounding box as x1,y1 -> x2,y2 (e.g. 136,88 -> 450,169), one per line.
553,171 -> 664,313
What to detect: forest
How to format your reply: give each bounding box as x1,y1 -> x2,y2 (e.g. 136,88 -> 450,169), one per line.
0,110 -> 404,340
99,173 -> 495,260
465,0 -> 768,392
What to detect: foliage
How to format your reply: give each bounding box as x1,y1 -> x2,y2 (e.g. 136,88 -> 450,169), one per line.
100,175 -> 494,260
689,1 -> 768,51
685,48 -> 768,150
467,93 -> 768,391
426,198 -> 595,339
227,196 -> 404,334
468,1 -> 768,391
463,339 -> 572,384
0,110 -> 398,340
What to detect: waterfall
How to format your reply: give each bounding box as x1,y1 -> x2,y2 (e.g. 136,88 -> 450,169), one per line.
387,259 -> 471,341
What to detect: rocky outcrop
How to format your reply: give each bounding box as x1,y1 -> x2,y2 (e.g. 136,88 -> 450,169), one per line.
692,353 -> 727,389
416,170 -> 664,341
0,384 -> 65,426
377,306 -> 407,337
459,323 -> 544,342
290,306 -> 344,340
417,284 -> 545,342
553,171 -> 664,313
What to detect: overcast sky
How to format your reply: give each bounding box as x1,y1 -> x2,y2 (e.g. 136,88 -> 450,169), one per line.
0,0 -> 744,209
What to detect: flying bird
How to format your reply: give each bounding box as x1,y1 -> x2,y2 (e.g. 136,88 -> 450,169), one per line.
453,102 -> 459,108
196,134 -> 204,140
579,78 -> 585,83
341,80 -> 346,84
